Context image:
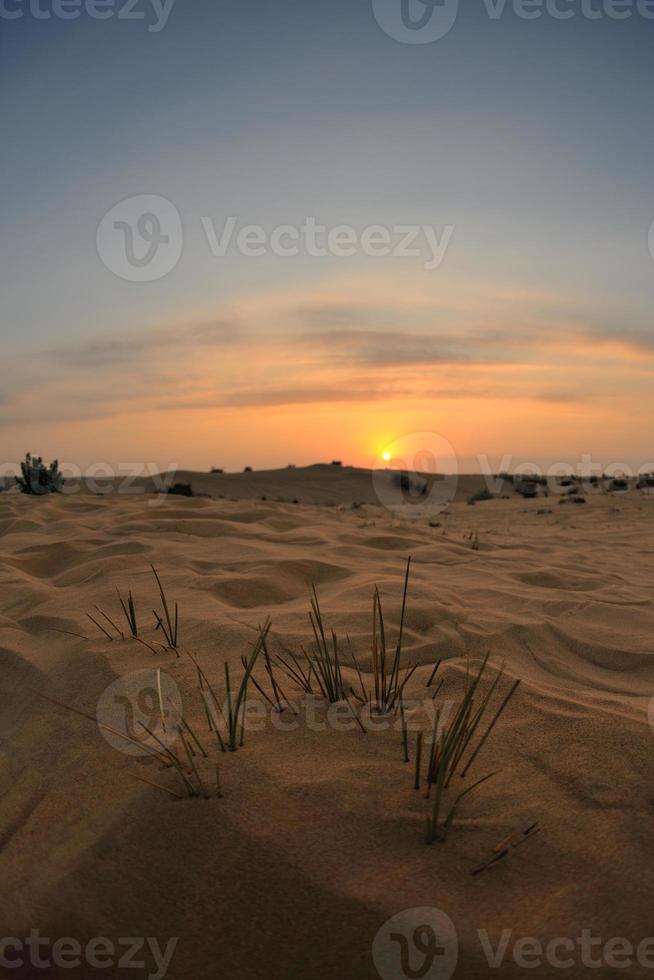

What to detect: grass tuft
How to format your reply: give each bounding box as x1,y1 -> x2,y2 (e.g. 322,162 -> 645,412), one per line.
419,657 -> 520,843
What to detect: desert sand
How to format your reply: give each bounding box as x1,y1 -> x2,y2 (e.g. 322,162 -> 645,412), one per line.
1,466 -> 653,979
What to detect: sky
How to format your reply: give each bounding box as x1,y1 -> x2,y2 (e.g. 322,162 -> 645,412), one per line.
1,0 -> 654,475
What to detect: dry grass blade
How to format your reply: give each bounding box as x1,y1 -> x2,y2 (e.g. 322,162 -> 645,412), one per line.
86,613 -> 114,642
306,587 -> 344,702
127,770 -> 184,800
47,626 -> 90,641
138,720 -> 196,797
151,565 -> 179,650
400,697 -> 409,762
472,822 -> 541,875
274,651 -> 314,693
179,727 -> 208,798
94,607 -> 124,640
179,646 -> 229,752
427,659 -> 441,687
371,557 -> 412,714
438,770 -> 501,843
344,693 -> 367,734
223,621 -> 270,751
117,587 -> 139,638
37,691 -> 168,764
460,678 -> 521,778
414,731 -> 423,790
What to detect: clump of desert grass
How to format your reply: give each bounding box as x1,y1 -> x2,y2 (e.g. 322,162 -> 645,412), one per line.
37,686 -> 217,801
298,558 -> 417,717
185,621 -> 270,752
78,557 -> 524,839
415,655 -> 520,844
87,566 -> 179,654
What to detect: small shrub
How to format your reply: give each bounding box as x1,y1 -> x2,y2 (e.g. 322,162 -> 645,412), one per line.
16,454 -> 64,495
608,478 -> 628,492
166,483 -> 194,497
393,471 -> 428,497
468,488 -> 494,505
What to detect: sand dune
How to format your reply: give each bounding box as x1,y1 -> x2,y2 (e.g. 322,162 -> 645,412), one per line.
1,475 -> 654,978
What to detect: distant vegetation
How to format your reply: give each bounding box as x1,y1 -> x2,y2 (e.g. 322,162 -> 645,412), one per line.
165,483 -> 194,497
468,487 -> 495,505
392,471 -> 428,497
16,454 -> 64,495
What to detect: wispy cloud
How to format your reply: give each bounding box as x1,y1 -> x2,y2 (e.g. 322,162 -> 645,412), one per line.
2,277 -> 653,428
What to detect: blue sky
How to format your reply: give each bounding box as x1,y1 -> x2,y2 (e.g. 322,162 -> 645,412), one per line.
1,0 -> 653,470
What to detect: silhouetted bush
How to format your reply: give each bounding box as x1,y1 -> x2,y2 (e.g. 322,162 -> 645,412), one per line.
392,471 -> 428,497
166,483 -> 194,497
16,454 -> 64,495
